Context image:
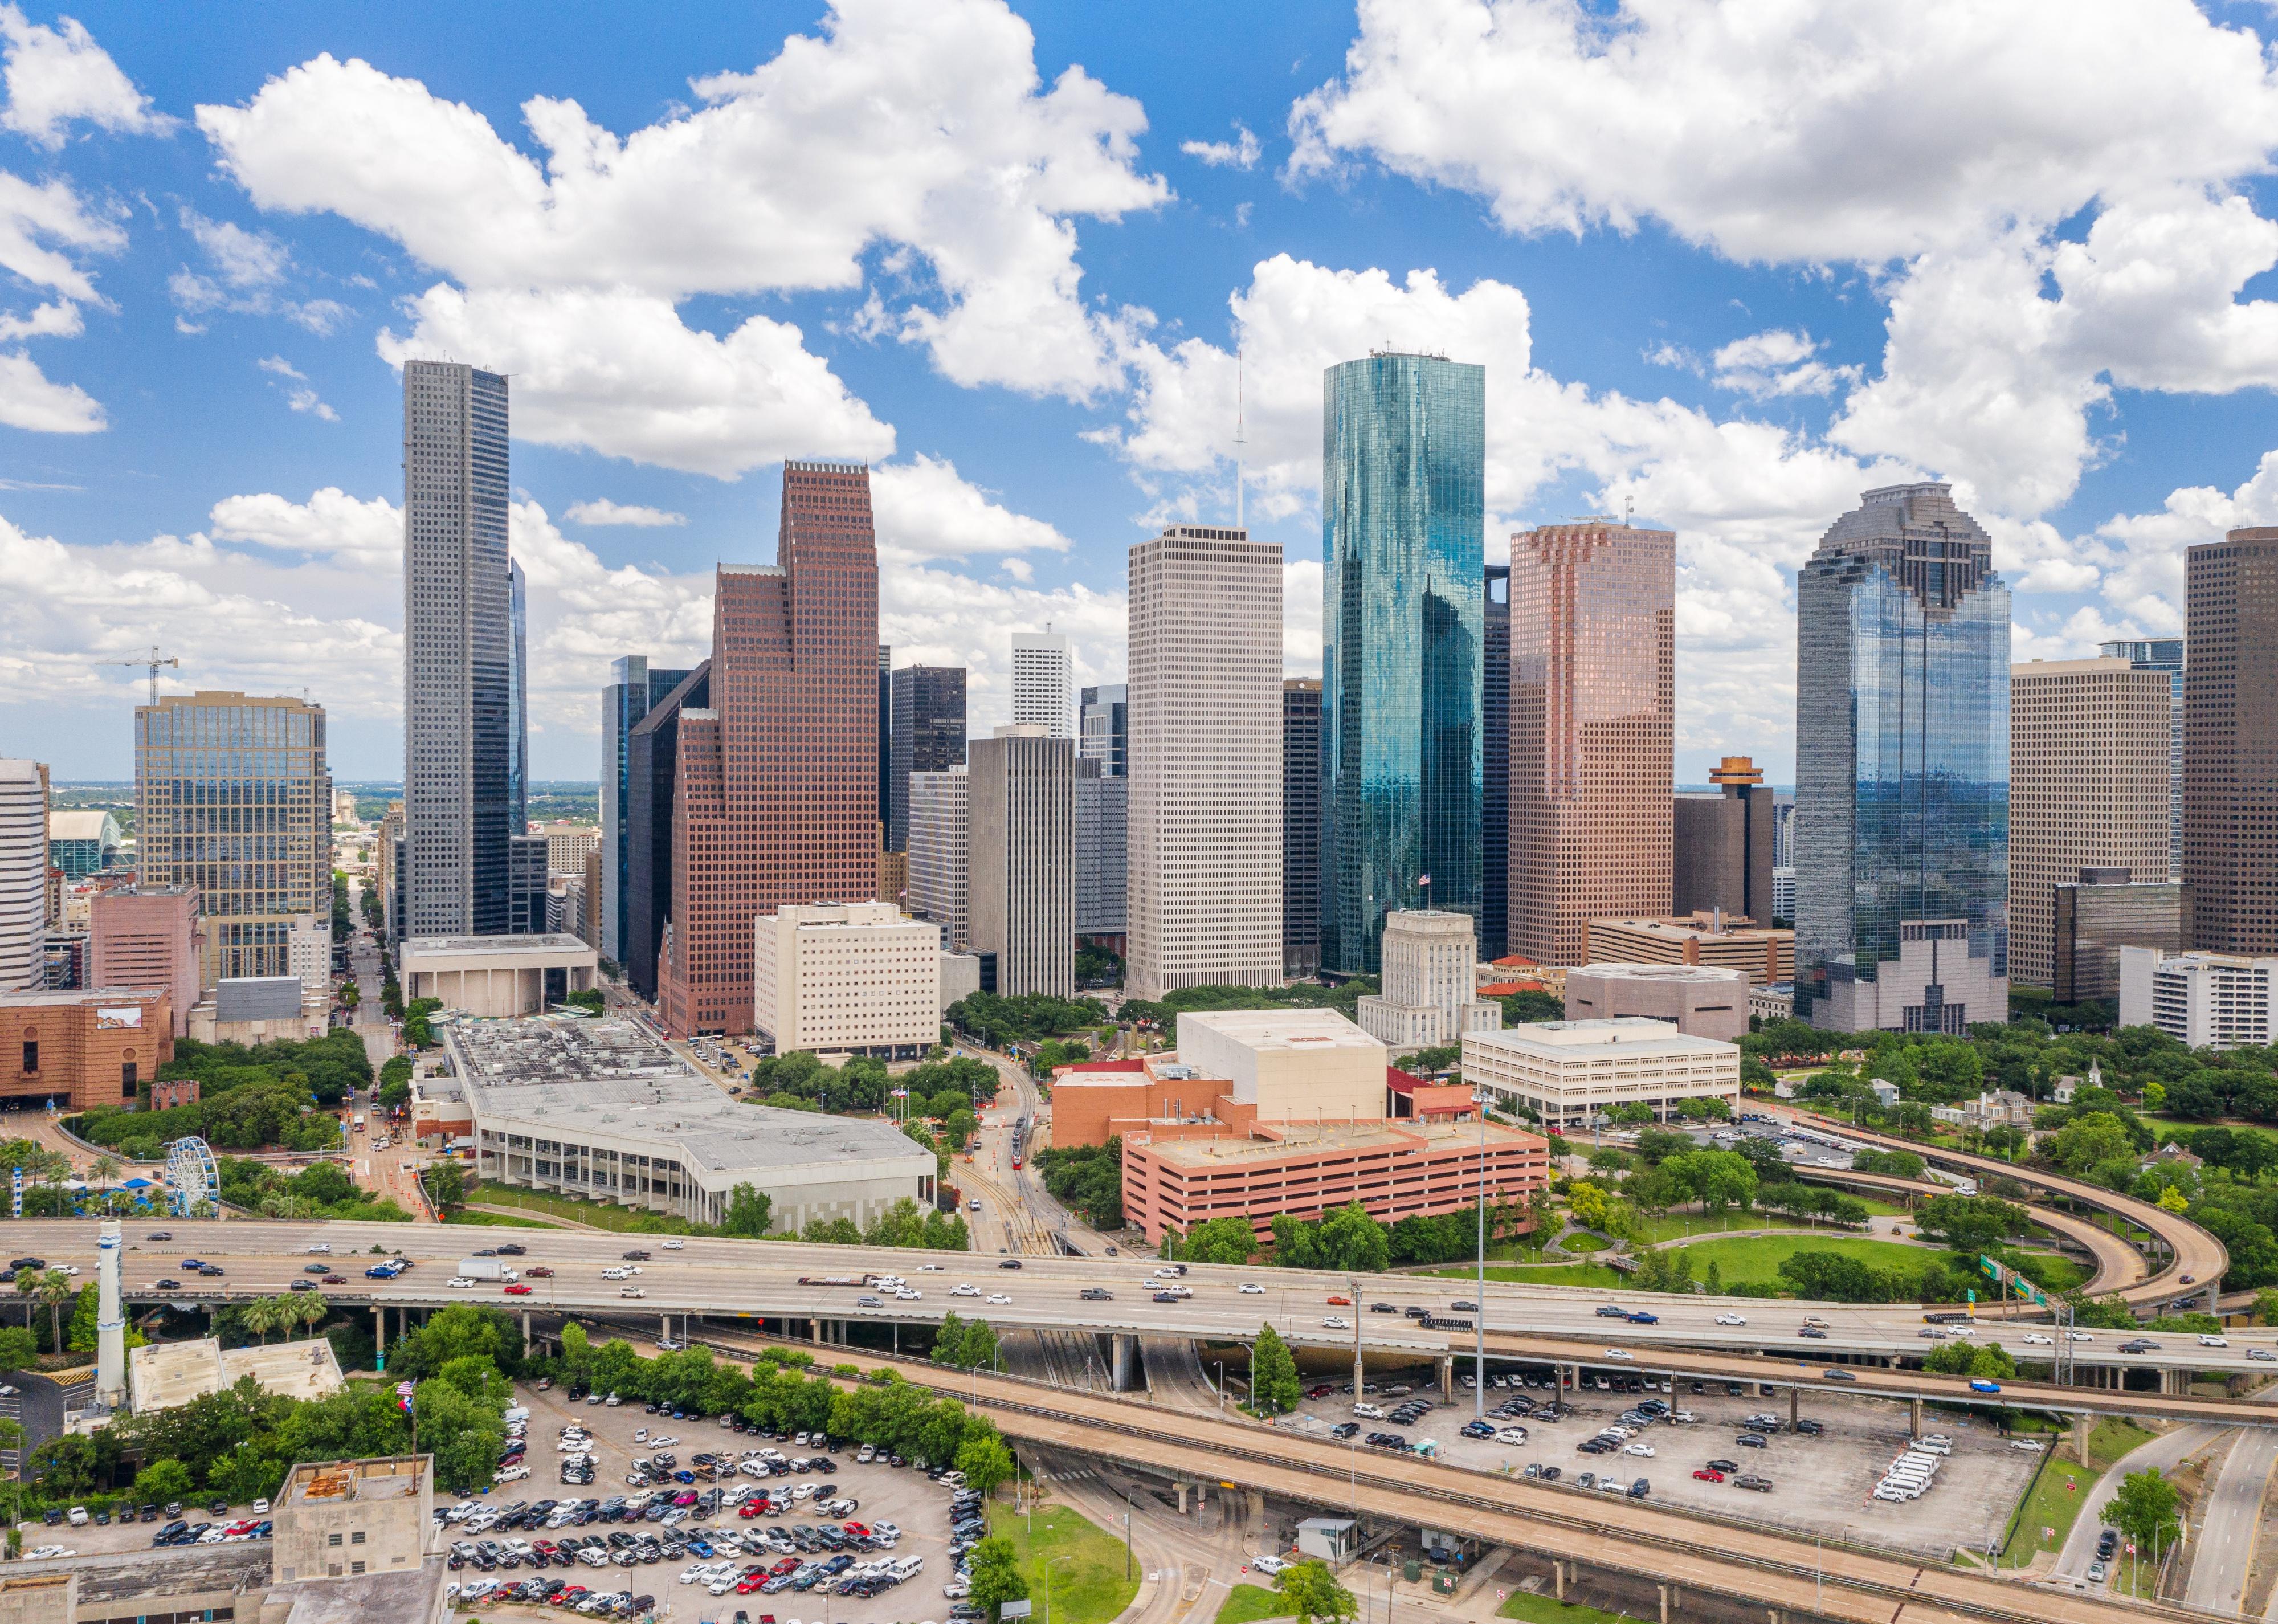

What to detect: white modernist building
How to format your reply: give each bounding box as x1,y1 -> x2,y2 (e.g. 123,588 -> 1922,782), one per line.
2120,947 -> 2277,1050
451,1014 -> 937,1231
0,759 -> 45,991
1174,1007 -> 1387,1123
1357,909 -> 1503,1047
1011,630 -> 1072,737
401,933 -> 599,1016
907,766 -> 969,952
1126,524 -> 1284,999
753,903 -> 940,1059
1462,1017 -> 1741,1131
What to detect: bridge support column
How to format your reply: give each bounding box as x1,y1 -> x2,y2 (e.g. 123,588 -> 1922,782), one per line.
1244,1490 -> 1265,1532
1175,1483 -> 1189,1515
1552,1562 -> 1567,1602
1909,1397 -> 1922,1437
1658,1584 -> 1672,1624
522,1310 -> 532,1356
1113,1335 -> 1137,1391
2073,1413 -> 2091,1466
1439,1356 -> 1454,1400
1789,1387 -> 1798,1428
373,1305 -> 386,1359
1767,1611 -> 1782,1624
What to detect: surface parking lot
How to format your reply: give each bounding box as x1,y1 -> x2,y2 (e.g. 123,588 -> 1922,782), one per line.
444,1380 -> 977,1624
1283,1357 -> 2040,1558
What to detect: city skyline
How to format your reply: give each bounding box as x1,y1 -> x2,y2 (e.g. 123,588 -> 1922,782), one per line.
4,2 -> 2268,785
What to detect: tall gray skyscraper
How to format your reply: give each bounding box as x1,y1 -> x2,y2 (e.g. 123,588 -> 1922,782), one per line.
968,725 -> 1073,997
508,559 -> 529,834
1079,684 -> 1128,776
1481,563 -> 1510,960
2099,637 -> 2185,881
0,759 -> 47,990
602,655 -> 695,968
1075,757 -> 1127,941
1283,678 -> 1322,976
1795,483 -> 2009,1032
1321,352 -> 1486,976
889,666 -> 967,853
403,359 -> 515,939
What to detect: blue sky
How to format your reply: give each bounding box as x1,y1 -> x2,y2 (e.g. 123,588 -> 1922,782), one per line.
8,0 -> 2278,784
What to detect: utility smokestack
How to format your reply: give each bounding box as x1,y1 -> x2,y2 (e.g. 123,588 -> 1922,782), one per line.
96,1218 -> 125,1409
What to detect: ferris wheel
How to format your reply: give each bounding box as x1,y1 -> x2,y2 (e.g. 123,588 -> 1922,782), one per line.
162,1137 -> 219,1217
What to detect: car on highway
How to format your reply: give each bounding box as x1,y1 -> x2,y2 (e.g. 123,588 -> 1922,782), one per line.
504,1284 -> 533,1296
951,1283 -> 979,1297
2022,1332 -> 2053,1345
2118,1337 -> 2160,1353
1714,1312 -> 1746,1326
2251,1348 -> 2277,1363
1238,1283 -> 1264,1294
1603,1348 -> 1632,1360
526,1267 -> 554,1278
146,1232 -> 172,1242
1153,1291 -> 1179,1303
289,1279 -> 316,1292
448,1276 -> 476,1289
2200,1334 -> 2230,1348
1967,1378 -> 2001,1393
1797,1326 -> 1827,1339
998,1259 -> 1023,1270
1323,1316 -> 1352,1330
620,1287 -> 645,1299
1624,1311 -> 1657,1324
1326,1295 -> 1352,1306
986,1293 -> 1011,1305
1080,1288 -> 1113,1301
302,1263 -> 329,1273
1594,1305 -> 1626,1318
1824,1369 -> 1856,1382
154,1278 -> 181,1290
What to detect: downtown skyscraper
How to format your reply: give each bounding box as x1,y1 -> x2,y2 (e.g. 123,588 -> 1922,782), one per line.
402,360 -> 515,939
2185,527 -> 2278,953
1508,520 -> 1675,966
1320,352 -> 1485,977
658,462 -> 879,1037
1795,483 -> 2010,1033
602,655 -> 695,967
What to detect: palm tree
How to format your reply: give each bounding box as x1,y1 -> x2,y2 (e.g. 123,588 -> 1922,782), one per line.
13,1267 -> 38,1333
295,1295 -> 326,1341
35,1271 -> 73,1357
239,1297 -> 279,1348
89,1156 -> 118,1200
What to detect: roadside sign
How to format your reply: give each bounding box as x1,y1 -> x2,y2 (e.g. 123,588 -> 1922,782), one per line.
1001,1602 -> 1032,1619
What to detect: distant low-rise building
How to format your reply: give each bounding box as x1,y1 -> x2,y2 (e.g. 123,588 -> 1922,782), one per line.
0,987 -> 173,1110
271,1455 -> 430,1584
1462,1018 -> 1741,1131
1582,915 -> 1794,986
2120,946 -> 2276,1050
46,810 -> 121,879
401,934 -> 598,1017
752,903 -> 938,1059
1357,910 -> 1503,1047
1563,962 -> 1748,1042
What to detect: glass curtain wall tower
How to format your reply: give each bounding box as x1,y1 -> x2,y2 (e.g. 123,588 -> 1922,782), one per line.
1795,483 -> 2010,1032
1320,352 -> 1485,977
602,656 -> 695,968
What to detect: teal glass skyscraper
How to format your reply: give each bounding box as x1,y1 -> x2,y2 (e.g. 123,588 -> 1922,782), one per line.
1794,483 -> 2010,1033
1320,352 -> 1485,976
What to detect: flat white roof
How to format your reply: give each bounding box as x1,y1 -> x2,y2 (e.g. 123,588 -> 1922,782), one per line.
1178,1007 -> 1382,1051
1467,1017 -> 1737,1059
1571,962 -> 1748,984
405,933 -> 597,958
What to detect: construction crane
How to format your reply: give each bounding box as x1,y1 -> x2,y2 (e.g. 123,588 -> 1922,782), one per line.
106,646 -> 179,706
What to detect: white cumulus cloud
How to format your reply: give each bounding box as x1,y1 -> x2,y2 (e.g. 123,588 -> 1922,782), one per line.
564,499 -> 686,528
0,3 -> 174,149
1183,123 -> 1260,169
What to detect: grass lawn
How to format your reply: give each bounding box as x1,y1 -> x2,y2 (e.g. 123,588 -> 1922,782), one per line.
1497,1593 -> 1634,1624
1431,1262 -> 1631,1289
472,1182 -> 702,1234
1637,1208 -> 1898,1245
1669,1233 -> 1937,1288
447,1209 -> 563,1229
1562,1233 -> 1610,1252
1996,1419 -> 2156,1569
1214,1584 -> 1292,1624
987,1503 -> 1140,1624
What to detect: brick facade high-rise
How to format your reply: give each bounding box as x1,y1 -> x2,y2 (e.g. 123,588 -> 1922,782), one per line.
2185,528 -> 2278,955
658,463 -> 878,1038
1508,521 -> 1675,966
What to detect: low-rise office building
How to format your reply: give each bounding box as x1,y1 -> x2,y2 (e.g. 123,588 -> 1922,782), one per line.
2053,868 -> 2191,1003
0,988 -> 172,1110
1463,1018 -> 1741,1131
2120,947 -> 2276,1050
452,1014 -> 937,1231
1356,910 -> 1503,1047
272,1455 -> 431,1585
1582,915 -> 1794,986
752,903 -> 938,1059
401,935 -> 598,1017
1563,962 -> 1749,1042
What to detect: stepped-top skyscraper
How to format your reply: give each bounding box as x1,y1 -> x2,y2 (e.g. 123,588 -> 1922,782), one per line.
1794,483 -> 2010,1032
1320,352 -> 1486,976
402,360 -> 515,938
658,461 -> 879,1038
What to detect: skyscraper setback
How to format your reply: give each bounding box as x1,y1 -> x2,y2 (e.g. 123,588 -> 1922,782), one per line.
402,360 -> 515,938
1320,352 -> 1486,975
1794,484 -> 2009,1033
1507,520 -> 1675,966
2185,528 -> 2278,954
658,462 -> 879,1038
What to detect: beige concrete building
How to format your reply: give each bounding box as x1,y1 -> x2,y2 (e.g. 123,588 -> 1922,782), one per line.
539,821 -> 602,877
907,767 -> 969,951
2010,658 -> 2174,989
1582,914 -> 1793,985
1174,1007 -> 1386,1124
1357,909 -> 1503,1047
272,1456 -> 432,1584
129,1336 -> 344,1413
1126,524 -> 1285,999
400,933 -> 597,1015
1563,962 -> 1749,1042
968,727 -> 1073,998
1508,522 -> 1676,966
752,902 -> 939,1058
1463,1017 -> 1741,1131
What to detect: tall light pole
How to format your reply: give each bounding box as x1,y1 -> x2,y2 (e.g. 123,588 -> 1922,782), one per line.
1473,1092 -> 1489,1418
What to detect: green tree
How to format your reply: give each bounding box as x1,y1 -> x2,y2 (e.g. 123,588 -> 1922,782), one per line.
2046,1112 -> 2137,1175
422,1161 -> 469,1215
1171,1216 -> 1258,1266
1914,1195 -> 2032,1252
34,1269 -> 72,1355
2106,1468 -> 2182,1554
1312,1202 -> 1391,1272
1276,1562 -> 1358,1624
0,1324 -> 36,1370
721,1183 -> 774,1238
968,1535 -> 1031,1624
1250,1324 -> 1301,1417
954,1433 -> 1015,1496
413,1376 -> 505,1492
132,1457 -> 195,1504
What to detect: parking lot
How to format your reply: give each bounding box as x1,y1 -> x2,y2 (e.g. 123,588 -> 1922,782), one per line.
452,1378 -> 978,1624
1281,1356 -> 2040,1559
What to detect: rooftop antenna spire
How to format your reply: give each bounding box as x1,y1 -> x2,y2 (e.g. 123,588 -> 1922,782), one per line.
1623,495 -> 1635,528
1234,342 -> 1247,531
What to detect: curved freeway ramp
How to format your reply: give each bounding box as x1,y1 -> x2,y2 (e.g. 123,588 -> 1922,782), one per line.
1787,1109 -> 2223,1308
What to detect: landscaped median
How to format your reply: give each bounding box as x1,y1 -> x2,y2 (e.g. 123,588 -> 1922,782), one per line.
1995,1419 -> 2157,1570
987,1500 -> 1141,1624
1497,1592 -> 1633,1624
1214,1582 -> 1292,1624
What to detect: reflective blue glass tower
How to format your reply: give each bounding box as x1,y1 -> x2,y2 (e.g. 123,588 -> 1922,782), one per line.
1320,353 -> 1485,976
1795,483 -> 2010,1033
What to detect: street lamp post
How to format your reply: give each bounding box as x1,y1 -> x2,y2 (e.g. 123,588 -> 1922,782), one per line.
1472,1092 -> 1489,1418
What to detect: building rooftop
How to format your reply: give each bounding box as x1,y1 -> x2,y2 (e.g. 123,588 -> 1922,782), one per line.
1570,962 -> 1748,985
1176,1007 -> 1382,1053
447,1015 -> 931,1182
402,933 -> 597,957
268,1563 -> 448,1624
1138,1117 -> 1544,1170
47,811 -> 119,841
1589,915 -> 1790,940
283,1455 -> 428,1506
0,986 -> 163,1009
1467,1017 -> 1738,1059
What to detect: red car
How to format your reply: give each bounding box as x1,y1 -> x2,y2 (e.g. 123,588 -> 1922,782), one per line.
1692,1468 -> 1724,1483
503,1283 -> 533,1296
769,1558 -> 799,1577
738,1501 -> 768,1519
1326,1294 -> 1353,1306
525,1266 -> 555,1277
843,1522 -> 870,1538
321,1275 -> 345,1286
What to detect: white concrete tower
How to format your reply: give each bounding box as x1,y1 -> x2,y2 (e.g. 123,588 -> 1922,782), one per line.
1010,630 -> 1072,738
0,759 -> 46,990
95,1218 -> 126,1408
